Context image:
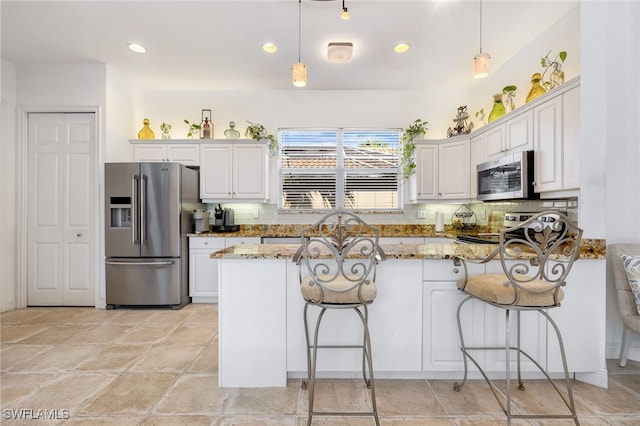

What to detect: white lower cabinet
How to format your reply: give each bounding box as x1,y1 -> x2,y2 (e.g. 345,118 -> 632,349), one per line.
189,236 -> 260,303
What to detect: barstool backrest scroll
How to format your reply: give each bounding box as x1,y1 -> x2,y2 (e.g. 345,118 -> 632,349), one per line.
497,211 -> 583,306
297,210 -> 382,305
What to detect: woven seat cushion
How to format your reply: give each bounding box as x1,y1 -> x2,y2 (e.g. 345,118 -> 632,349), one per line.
457,274 -> 564,307
301,274 -> 376,304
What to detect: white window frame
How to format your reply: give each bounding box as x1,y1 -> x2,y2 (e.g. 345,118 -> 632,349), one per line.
278,128 -> 402,212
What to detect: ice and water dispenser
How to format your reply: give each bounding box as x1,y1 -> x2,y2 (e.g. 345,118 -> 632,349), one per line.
110,197 -> 132,228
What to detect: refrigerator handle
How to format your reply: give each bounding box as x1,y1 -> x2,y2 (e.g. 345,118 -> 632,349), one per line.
131,174 -> 139,245
140,174 -> 147,245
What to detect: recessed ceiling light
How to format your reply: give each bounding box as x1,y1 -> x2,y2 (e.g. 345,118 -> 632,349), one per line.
394,43 -> 410,53
262,42 -> 278,53
128,43 -> 146,54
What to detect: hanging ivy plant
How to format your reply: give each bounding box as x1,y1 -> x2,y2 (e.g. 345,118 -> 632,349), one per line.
400,119 -> 428,179
245,120 -> 279,157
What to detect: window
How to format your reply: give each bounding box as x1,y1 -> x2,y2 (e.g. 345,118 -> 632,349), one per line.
279,129 -> 401,211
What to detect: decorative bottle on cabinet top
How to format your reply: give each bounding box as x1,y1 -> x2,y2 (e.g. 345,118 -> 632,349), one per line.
526,73 -> 547,103
488,93 -> 506,123
138,118 -> 155,139
224,121 -> 241,139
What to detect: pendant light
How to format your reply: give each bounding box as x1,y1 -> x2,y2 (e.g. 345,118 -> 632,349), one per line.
473,0 -> 490,79
292,0 -> 307,87
340,0 -> 350,20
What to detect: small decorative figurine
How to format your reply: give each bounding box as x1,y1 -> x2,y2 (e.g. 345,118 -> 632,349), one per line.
160,122 -> 171,139
138,118 -> 155,139
447,106 -> 474,137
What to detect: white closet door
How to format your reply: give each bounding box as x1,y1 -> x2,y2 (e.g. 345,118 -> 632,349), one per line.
27,113 -> 96,306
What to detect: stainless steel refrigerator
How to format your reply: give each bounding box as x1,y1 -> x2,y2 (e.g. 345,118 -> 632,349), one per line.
105,162 -> 201,309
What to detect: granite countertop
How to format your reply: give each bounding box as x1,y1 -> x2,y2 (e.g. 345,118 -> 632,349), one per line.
210,239 -> 606,261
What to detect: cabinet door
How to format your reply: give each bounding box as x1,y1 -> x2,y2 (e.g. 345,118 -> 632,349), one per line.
533,96 -> 563,192
505,110 -> 533,154
416,144 -> 438,199
167,144 -> 200,166
134,144 -> 166,162
562,86 -> 580,190
470,135 -> 486,199
438,139 -> 470,199
485,126 -> 505,161
200,144 -> 233,199
233,144 -> 268,200
189,237 -> 225,302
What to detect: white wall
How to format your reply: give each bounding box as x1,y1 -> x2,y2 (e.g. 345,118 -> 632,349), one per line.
1,59 -> 18,311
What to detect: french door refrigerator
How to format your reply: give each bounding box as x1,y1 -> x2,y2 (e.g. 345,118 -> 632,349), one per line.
105,162 -> 201,309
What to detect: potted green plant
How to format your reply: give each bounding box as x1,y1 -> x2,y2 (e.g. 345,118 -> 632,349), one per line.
502,85 -> 517,112
245,120 -> 279,157
400,119 -> 428,179
183,119 -> 201,138
160,122 -> 172,139
541,50 -> 567,90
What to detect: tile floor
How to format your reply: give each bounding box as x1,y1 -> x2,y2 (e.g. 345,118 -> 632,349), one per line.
1,304 -> 639,425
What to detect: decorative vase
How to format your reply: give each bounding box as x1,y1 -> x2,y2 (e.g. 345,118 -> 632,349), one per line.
200,109 -> 213,139
526,73 -> 547,103
161,129 -> 170,140
549,65 -> 565,89
137,118 -> 155,139
488,94 -> 506,123
224,121 -> 241,139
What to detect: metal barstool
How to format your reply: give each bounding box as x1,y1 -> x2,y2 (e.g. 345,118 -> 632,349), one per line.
294,209 -> 384,425
453,211 -> 583,425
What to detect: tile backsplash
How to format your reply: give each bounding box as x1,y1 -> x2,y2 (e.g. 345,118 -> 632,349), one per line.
205,198 -> 578,229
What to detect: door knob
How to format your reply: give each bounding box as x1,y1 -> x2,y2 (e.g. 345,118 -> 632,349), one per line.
76,233 -> 82,237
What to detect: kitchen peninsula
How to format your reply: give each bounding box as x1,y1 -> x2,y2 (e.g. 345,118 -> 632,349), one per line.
210,238 -> 606,389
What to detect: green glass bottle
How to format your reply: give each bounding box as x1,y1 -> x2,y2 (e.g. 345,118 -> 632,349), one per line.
488,93 -> 506,123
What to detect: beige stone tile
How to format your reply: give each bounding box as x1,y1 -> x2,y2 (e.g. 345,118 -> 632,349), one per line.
0,308 -> 49,324
609,372 -> 640,394
490,379 -> 592,418
19,307 -> 89,325
139,415 -> 215,425
78,372 -> 178,416
118,324 -> 178,344
108,309 -> 163,325
12,344 -> 106,372
129,344 -> 205,373
64,308 -> 124,325
219,416 -> 297,425
187,343 -> 218,374
429,380 -> 505,416
143,308 -> 195,326
19,324 -> 90,344
453,417 -> 530,425
225,383 -> 299,416
298,379 -> 372,416
572,379 -> 640,415
295,416 -> 375,425
17,373 -> 116,413
1,324 -> 52,343
0,344 -> 52,371
76,344 -> 151,372
63,415 -> 142,425
381,418 -> 454,425
185,304 -> 218,325
154,374 -> 230,415
375,379 -> 446,416
64,324 -> 134,344
0,373 -> 57,405
164,324 -> 216,344
529,416 -> 612,425
596,416 -> 640,425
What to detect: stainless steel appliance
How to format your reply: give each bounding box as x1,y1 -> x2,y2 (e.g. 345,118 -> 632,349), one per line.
455,211 -> 562,244
105,162 -> 202,309
193,209 -> 209,233
477,151 -> 538,201
211,206 -> 239,232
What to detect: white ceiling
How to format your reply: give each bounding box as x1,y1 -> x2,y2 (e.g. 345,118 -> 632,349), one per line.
1,0 -> 578,92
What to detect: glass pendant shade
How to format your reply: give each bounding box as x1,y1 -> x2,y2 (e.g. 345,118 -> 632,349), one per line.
473,52 -> 490,79
292,62 -> 307,87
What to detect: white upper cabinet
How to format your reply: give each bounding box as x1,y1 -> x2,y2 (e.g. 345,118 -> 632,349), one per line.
131,140 -> 200,166
416,138 -> 470,200
200,141 -> 269,202
533,83 -> 580,195
485,110 -> 533,161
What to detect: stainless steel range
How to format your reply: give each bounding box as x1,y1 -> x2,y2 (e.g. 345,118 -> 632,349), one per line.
456,212 -> 563,244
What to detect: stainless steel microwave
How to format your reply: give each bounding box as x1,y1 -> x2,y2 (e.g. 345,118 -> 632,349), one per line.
477,150 -> 538,201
